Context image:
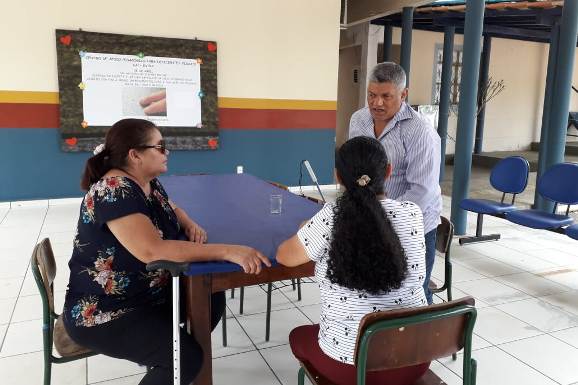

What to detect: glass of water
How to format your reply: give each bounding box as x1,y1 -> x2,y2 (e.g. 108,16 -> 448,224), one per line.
270,194 -> 282,214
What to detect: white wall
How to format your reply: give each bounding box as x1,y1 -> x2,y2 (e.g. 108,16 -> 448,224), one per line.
0,0 -> 341,101
347,25 -> 553,154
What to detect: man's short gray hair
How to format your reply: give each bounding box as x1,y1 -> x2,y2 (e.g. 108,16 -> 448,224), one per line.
368,62 -> 407,90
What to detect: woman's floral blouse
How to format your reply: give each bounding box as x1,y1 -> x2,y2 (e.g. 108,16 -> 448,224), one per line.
64,176 -> 180,328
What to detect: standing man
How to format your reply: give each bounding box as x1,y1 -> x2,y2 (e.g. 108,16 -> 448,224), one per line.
349,62 -> 442,304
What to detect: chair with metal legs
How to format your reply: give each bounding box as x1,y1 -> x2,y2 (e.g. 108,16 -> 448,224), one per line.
31,238 -> 96,385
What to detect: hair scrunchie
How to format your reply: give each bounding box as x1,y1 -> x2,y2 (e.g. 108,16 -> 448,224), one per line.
356,174 -> 371,187
93,143 -> 105,155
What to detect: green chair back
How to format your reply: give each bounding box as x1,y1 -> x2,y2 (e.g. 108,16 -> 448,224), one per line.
354,296 -> 477,385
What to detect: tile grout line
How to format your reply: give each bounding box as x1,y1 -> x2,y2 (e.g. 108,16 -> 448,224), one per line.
86,372 -> 143,385
0,206 -> 49,355
0,207 -> 9,225
492,295 -> 578,330
227,302 -> 285,385
487,273 -> 574,298
494,344 -> 565,385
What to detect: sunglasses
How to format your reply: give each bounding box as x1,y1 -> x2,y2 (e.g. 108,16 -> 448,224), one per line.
138,140 -> 167,154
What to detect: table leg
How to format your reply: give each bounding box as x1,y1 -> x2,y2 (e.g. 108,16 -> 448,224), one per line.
186,275 -> 213,385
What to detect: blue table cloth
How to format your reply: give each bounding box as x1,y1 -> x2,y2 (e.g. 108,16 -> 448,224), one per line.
160,174 -> 323,276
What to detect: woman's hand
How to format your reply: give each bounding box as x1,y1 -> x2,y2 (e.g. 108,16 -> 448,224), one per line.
184,221 -> 207,244
225,246 -> 271,274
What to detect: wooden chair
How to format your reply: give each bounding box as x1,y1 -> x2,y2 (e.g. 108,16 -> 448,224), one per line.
30,238 -> 96,385
293,296 -> 477,385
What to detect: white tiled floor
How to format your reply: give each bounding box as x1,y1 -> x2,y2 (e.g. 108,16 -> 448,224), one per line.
2,195 -> 578,385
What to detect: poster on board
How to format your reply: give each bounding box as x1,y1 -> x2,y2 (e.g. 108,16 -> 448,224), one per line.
55,29 -> 218,152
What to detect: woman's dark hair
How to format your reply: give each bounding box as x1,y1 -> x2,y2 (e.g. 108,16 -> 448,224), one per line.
326,136 -> 407,294
80,118 -> 157,190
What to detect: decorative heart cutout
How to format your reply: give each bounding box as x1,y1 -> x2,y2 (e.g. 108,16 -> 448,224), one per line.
208,138 -> 218,149
60,35 -> 72,46
207,42 -> 217,52
65,137 -> 78,146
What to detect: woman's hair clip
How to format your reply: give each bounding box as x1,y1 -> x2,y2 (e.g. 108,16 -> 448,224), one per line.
356,174 -> 371,187
93,143 -> 105,155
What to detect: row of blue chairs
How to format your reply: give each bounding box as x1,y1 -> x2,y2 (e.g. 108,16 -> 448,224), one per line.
459,156 -> 578,245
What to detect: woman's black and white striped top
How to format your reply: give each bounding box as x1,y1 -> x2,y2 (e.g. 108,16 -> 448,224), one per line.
297,199 -> 427,365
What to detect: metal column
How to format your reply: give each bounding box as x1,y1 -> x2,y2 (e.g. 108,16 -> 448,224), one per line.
474,35 -> 492,154
541,2 -> 578,212
400,7 -> 414,90
534,24 -> 560,210
450,0 -> 486,235
438,25 -> 455,182
383,22 -> 393,62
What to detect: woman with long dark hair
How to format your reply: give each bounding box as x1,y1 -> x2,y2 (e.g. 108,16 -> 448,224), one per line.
64,118 -> 269,385
276,136 -> 428,385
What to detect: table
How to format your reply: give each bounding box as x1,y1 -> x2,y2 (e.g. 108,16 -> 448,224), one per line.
160,173 -> 322,385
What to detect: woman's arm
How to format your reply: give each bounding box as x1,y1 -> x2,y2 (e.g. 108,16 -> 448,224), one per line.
169,199 -> 207,243
276,234 -> 310,267
107,213 -> 270,274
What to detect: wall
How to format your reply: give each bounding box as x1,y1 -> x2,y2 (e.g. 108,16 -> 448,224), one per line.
393,28 -> 548,154
345,25 -> 551,155
0,0 -> 341,201
336,45 -> 361,147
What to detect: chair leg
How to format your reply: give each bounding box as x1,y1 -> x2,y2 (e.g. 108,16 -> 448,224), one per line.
291,278 -> 296,290
297,278 -> 302,301
239,286 -> 245,314
221,309 -> 227,347
445,247 -> 453,302
265,283 -> 273,342
449,258 -> 455,361
230,288 -> 235,299
471,358 -> 477,385
298,366 -> 305,385
459,213 -> 501,245
44,359 -> 51,385
447,264 -> 453,302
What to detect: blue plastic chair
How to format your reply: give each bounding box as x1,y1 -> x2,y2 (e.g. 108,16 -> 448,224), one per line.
567,224 -> 578,240
506,163 -> 578,230
459,156 -> 530,245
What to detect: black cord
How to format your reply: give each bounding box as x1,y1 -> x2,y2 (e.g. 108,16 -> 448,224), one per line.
298,160 -> 306,197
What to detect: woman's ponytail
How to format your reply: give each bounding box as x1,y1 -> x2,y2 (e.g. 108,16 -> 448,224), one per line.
326,137 -> 407,294
80,151 -> 111,191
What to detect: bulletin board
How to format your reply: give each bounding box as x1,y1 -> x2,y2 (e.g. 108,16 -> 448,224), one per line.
55,29 -> 219,152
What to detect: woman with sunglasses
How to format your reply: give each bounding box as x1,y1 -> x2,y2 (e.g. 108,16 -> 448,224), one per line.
63,118 -> 270,385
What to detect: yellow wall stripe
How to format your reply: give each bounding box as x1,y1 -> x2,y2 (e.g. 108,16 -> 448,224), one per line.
0,91 -> 59,104
0,90 -> 336,110
218,97 -> 337,110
